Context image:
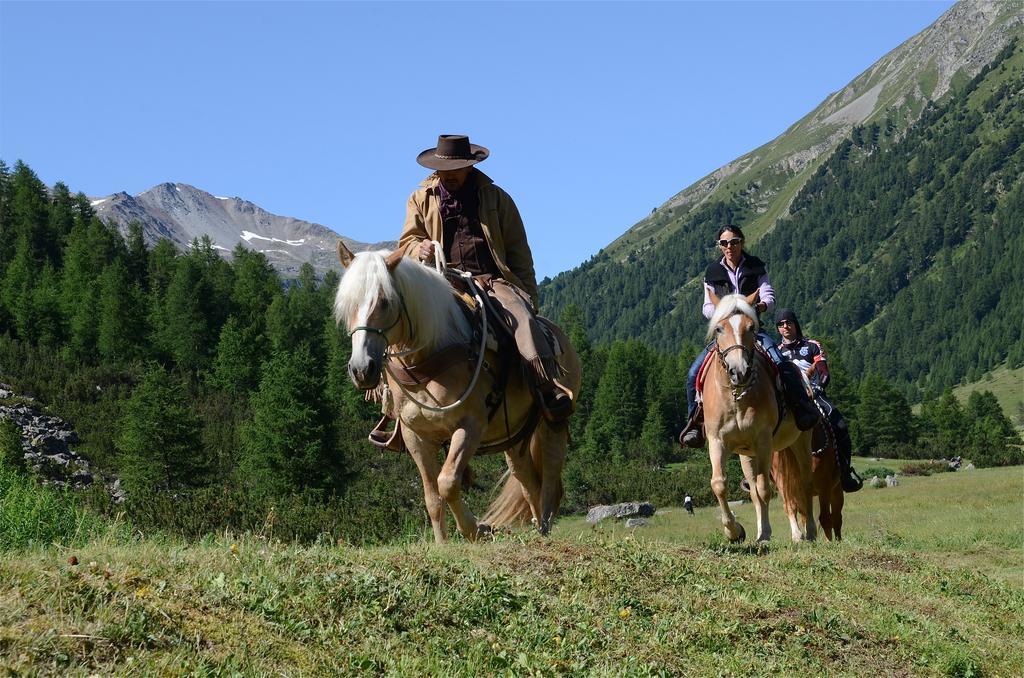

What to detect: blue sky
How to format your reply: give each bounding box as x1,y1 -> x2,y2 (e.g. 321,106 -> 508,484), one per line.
1,1 -> 955,278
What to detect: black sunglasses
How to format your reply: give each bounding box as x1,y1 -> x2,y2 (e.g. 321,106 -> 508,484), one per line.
777,320 -> 794,327
718,237 -> 743,248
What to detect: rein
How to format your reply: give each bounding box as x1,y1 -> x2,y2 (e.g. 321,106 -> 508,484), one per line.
382,268 -> 489,413
715,341 -> 757,401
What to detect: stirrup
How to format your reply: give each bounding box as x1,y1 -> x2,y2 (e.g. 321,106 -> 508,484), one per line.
539,381 -> 574,423
678,406 -> 705,448
368,414 -> 405,452
841,467 -> 863,493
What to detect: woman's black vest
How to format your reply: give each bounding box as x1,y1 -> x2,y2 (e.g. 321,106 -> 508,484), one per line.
704,254 -> 767,298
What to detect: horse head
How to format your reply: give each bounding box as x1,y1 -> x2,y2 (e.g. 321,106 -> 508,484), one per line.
706,294 -> 759,387
335,242 -> 406,389
334,241 -> 471,390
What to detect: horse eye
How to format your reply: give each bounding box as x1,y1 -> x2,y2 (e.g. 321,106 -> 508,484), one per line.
715,326 -> 724,335
378,299 -> 390,310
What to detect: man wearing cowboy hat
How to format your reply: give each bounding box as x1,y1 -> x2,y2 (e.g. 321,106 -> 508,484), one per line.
399,134 -> 572,422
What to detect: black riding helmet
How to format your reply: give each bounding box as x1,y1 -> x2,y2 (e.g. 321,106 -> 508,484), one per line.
775,308 -> 803,338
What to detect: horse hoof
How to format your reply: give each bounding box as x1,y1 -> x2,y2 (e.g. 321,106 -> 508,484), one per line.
729,524 -> 746,544
476,523 -> 493,540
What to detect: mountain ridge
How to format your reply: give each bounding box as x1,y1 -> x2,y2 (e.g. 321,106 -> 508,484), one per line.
89,181 -> 396,278
605,0 -> 1023,261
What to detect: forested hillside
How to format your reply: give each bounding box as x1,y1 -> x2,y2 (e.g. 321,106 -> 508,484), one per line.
541,39 -> 1024,402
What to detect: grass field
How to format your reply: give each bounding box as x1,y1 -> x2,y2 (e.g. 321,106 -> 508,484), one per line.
1,466 -> 1022,676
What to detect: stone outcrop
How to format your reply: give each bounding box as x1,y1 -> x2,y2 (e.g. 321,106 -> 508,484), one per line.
586,502 -> 656,525
0,382 -> 124,502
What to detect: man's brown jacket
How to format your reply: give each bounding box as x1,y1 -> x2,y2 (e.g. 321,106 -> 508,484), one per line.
398,169 -> 539,308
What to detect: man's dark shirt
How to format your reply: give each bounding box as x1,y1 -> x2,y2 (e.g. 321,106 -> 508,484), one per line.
438,176 -> 501,277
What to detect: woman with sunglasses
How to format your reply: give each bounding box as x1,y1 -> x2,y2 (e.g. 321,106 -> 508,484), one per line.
679,225 -> 819,448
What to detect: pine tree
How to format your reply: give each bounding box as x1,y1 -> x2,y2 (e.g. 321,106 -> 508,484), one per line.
116,364 -> 205,495
963,391 -> 1023,467
125,221 -> 149,287
5,161 -> 50,265
210,316 -> 258,396
582,340 -> 652,462
852,373 -> 917,455
266,262 -> 329,364
919,389 -> 966,458
240,347 -> 341,497
1,235 -> 40,341
97,258 -> 147,364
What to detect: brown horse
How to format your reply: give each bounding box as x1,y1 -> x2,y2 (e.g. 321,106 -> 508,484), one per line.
702,294 -> 816,543
333,244 -> 581,542
776,417 -> 845,540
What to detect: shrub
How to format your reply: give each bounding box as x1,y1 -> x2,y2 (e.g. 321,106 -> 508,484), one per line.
860,466 -> 897,479
900,460 -> 951,476
0,419 -> 25,473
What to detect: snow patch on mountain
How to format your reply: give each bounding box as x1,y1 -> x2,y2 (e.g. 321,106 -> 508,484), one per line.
240,230 -> 306,246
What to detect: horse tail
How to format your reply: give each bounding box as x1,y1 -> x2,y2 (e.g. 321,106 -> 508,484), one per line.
772,446 -> 801,517
481,469 -> 533,529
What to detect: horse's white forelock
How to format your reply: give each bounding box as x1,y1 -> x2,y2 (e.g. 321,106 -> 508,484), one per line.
334,251 -> 470,350
706,294 -> 759,341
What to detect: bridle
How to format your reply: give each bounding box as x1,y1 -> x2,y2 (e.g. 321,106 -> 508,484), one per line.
714,322 -> 758,399
348,259 -> 490,413
348,291 -> 419,357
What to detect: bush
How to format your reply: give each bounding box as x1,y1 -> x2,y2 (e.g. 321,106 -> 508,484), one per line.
860,466 -> 897,479
0,419 -> 25,473
899,460 -> 951,476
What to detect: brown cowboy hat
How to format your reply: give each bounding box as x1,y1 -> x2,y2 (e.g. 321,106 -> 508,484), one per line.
416,134 -> 489,170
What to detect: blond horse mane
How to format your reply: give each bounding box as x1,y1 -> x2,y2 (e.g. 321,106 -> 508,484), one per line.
333,251 -> 471,351
705,294 -> 759,341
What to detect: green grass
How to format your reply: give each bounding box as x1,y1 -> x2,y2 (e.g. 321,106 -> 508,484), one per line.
0,464 -> 109,551
1,466 -> 1022,675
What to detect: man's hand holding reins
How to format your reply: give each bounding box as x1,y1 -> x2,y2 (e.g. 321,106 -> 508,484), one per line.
417,239 -> 435,263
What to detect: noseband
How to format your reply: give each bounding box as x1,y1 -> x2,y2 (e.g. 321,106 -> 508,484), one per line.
716,340 -> 757,397
348,291 -> 412,348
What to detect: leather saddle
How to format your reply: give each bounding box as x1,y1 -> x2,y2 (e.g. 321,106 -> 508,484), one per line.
368,272 -> 565,451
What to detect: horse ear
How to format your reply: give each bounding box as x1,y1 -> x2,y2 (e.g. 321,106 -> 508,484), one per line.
745,290 -> 760,307
709,289 -> 721,307
385,249 -> 404,271
337,241 -> 355,268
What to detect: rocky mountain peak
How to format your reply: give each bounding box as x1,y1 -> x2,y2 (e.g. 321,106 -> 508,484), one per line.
90,182 -> 396,279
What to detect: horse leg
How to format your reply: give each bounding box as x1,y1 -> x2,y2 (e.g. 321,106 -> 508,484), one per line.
818,487 -> 834,541
504,440 -> 544,528
740,453 -> 772,543
709,440 -> 744,543
437,424 -> 485,541
533,422 -> 567,535
832,483 -> 845,542
814,461 -> 834,541
405,434 -> 447,543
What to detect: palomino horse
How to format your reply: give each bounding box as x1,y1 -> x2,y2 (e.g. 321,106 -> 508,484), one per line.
334,244 -> 581,542
775,417 -> 845,540
702,294 -> 816,543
